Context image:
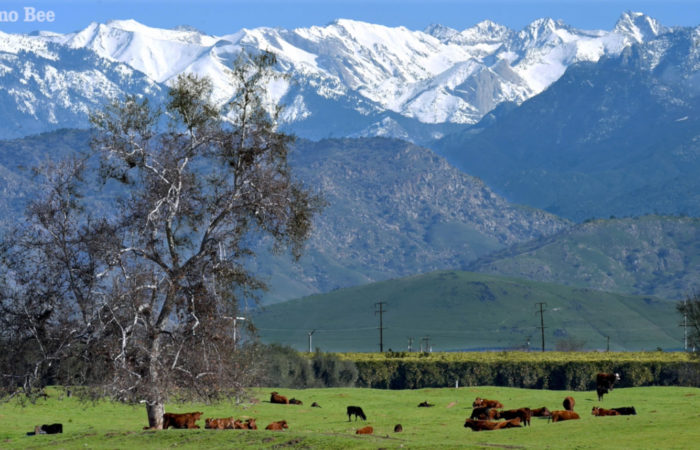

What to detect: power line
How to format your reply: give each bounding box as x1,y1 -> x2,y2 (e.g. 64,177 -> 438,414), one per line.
375,301 -> 387,352
536,302 -> 547,352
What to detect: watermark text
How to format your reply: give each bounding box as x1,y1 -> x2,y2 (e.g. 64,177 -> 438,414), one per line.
0,7 -> 55,23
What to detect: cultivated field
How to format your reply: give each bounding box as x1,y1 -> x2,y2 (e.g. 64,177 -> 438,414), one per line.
1,385 -> 699,448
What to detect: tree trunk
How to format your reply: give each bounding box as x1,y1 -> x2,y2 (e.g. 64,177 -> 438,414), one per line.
146,402 -> 165,429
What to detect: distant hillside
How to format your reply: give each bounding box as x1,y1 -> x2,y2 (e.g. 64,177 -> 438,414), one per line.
0,131 -> 569,303
433,29 -> 700,221
252,270 -> 681,352
469,215 -> 700,300
253,138 -> 569,302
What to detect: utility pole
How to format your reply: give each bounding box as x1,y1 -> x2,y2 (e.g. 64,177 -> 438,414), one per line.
606,335 -> 610,352
683,299 -> 688,351
375,302 -> 386,352
536,302 -> 547,352
408,337 -> 413,352
307,329 -> 316,353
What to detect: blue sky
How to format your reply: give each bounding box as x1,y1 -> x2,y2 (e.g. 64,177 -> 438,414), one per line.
0,0 -> 698,35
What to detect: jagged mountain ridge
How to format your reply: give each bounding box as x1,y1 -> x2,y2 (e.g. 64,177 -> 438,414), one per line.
0,12 -> 674,141
433,26 -> 700,221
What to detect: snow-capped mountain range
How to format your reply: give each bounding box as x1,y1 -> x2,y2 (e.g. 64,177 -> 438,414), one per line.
0,12 -> 678,141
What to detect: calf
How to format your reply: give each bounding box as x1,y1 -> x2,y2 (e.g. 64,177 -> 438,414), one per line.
270,391 -> 290,404
205,417 -> 235,429
473,397 -> 503,409
549,410 -> 580,423
591,407 -> 620,416
311,402 -> 321,408
418,400 -> 434,407
347,405 -> 367,421
497,408 -> 531,427
163,412 -> 202,429
356,426 -> 373,434
530,406 -> 551,417
289,398 -> 303,405
394,424 -> 403,432
612,406 -> 637,415
265,420 -> 289,431
245,418 -> 258,430
563,396 -> 575,411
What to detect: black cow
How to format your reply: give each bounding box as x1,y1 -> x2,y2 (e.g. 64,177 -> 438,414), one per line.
596,372 -> 620,401
347,406 -> 366,421
612,406 -> 637,415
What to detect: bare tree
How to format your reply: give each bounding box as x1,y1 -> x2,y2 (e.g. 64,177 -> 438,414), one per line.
0,52 -> 322,427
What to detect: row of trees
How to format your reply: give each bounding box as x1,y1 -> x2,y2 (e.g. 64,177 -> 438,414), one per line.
0,52 -> 322,428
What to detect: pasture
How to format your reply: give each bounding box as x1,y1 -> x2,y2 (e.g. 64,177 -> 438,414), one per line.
1,385 -> 699,448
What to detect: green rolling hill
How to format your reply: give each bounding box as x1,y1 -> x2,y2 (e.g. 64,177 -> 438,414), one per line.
252,270 -> 682,353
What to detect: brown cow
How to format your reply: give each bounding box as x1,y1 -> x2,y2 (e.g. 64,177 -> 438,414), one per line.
205,417 -> 235,429
245,418 -> 258,430
464,418 -> 521,431
472,397 -> 503,409
592,407 -> 620,416
497,408 -> 531,427
356,426 -> 374,434
394,424 -> 403,432
530,406 -> 551,417
563,396 -> 575,411
265,420 -> 289,431
549,410 -> 580,423
163,412 -> 203,429
289,398 -> 303,405
596,372 -> 621,401
270,391 -> 290,404
470,406 -> 498,420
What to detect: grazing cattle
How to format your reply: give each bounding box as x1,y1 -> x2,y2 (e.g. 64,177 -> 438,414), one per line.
549,410 -> 580,423
356,426 -> 373,434
418,400 -> 434,407
497,408 -> 531,427
530,406 -> 551,417
596,372 -> 621,401
563,396 -> 576,411
470,406 -> 498,420
311,402 -> 321,408
473,397 -> 504,409
347,405 -> 367,421
464,418 -> 521,431
289,398 -> 303,405
163,412 -> 203,429
394,424 -> 403,432
270,391 -> 290,404
612,406 -> 637,415
591,407 -> 620,416
265,420 -> 289,431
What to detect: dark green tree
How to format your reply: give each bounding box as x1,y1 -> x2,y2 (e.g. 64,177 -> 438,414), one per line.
0,51 -> 323,427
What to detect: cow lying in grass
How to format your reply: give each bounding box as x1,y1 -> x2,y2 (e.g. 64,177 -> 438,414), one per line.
472,397 -> 504,409
591,407 -> 620,416
270,392 -> 290,404
464,418 -> 521,431
356,426 -> 373,434
549,410 -> 580,423
265,420 -> 289,431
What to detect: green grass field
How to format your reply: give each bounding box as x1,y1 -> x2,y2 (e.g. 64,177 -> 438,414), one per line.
1,385 -> 699,449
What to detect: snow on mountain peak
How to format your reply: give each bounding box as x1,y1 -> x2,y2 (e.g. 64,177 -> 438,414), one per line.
614,11 -> 667,43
